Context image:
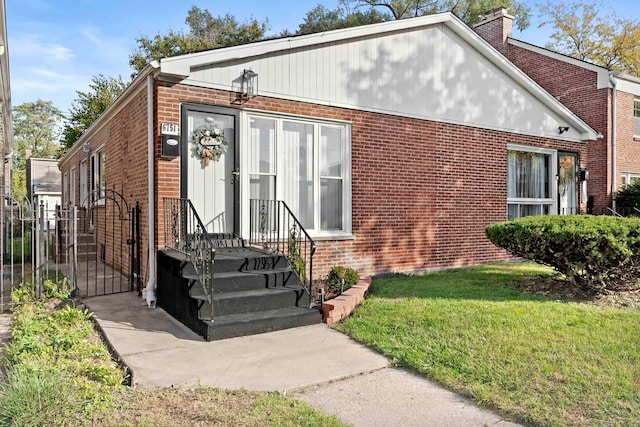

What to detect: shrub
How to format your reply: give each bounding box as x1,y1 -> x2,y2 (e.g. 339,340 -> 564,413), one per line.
617,180 -> 640,211
485,215 -> 640,293
326,266 -> 360,294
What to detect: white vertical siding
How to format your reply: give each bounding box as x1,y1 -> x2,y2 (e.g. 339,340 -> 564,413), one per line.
186,23 -> 580,140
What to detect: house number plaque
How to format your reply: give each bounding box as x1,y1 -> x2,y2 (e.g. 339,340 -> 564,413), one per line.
161,123 -> 179,135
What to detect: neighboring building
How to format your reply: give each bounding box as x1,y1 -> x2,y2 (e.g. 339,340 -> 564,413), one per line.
474,7 -> 640,214
58,12 -> 598,306
26,158 -> 62,227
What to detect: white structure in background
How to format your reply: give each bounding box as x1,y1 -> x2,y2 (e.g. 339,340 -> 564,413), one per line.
26,158 -> 62,228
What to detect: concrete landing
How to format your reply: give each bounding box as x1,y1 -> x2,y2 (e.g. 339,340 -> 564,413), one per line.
84,292 -> 390,391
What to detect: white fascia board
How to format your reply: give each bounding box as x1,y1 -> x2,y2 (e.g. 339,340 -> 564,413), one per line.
613,72 -> 640,96
159,13 -> 453,77
508,38 -> 610,89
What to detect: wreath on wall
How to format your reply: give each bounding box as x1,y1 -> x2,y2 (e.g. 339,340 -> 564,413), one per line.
191,125 -> 227,166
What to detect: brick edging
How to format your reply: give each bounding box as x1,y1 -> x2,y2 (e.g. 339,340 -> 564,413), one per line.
322,276 -> 372,324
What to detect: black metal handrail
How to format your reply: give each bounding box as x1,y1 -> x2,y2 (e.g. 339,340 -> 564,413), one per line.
249,199 -> 316,306
163,198 -> 216,320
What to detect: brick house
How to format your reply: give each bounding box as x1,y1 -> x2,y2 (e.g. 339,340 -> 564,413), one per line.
474,7 -> 640,215
58,12 -> 598,317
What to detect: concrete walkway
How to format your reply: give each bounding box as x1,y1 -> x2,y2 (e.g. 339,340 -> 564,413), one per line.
83,292 -> 522,426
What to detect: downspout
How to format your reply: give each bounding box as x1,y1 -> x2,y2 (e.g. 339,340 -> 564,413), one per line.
145,74 -> 157,308
610,72 -> 617,212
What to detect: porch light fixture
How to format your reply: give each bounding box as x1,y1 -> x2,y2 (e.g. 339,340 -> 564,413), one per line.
82,142 -> 91,153
558,126 -> 570,134
241,69 -> 258,99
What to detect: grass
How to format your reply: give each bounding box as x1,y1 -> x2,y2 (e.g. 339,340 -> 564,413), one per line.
0,279 -> 346,427
335,262 -> 640,426
91,387 -> 345,427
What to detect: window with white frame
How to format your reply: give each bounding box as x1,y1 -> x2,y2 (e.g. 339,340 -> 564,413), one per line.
69,167 -> 76,207
62,173 -> 69,205
634,98 -> 640,137
621,172 -> 640,188
248,115 -> 351,235
79,160 -> 88,207
507,145 -> 556,219
90,150 -> 105,204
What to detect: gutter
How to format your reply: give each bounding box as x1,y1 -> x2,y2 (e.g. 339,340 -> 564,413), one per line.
610,72 -> 617,211
145,73 -> 156,308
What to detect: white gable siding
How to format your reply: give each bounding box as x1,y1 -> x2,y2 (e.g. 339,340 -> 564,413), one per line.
186,24 -> 583,141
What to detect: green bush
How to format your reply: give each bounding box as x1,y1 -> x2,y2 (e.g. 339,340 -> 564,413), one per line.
617,180 -> 640,210
485,215 -> 640,293
0,278 -> 125,425
326,266 -> 360,294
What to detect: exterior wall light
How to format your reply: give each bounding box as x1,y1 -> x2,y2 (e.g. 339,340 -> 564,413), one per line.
82,143 -> 91,153
241,69 -> 258,99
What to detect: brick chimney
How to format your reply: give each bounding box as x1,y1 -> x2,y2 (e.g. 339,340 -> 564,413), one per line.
473,7 -> 513,56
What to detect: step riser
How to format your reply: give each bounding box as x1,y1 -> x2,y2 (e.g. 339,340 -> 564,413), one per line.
181,256 -> 288,276
188,271 -> 296,295
206,311 -> 320,341
199,288 -> 311,318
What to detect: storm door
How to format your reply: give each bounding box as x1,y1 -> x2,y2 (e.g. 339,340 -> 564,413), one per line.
181,104 -> 239,234
558,152 -> 578,215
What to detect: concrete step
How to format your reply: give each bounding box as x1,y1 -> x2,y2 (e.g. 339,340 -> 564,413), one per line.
203,307 -> 321,341
185,269 -> 297,294
193,285 -> 311,318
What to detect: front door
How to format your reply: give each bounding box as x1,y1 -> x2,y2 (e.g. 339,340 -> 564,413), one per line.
558,152 -> 578,215
182,105 -> 239,234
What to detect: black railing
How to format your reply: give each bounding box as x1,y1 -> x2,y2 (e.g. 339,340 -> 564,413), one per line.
607,206 -> 640,217
163,198 -> 216,320
249,199 -> 316,305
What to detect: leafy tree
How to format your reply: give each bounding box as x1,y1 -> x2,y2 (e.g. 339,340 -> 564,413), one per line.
61,74 -> 128,150
343,0 -> 531,30
538,1 -> 640,75
295,3 -> 391,35
11,100 -> 64,200
129,7 -> 269,75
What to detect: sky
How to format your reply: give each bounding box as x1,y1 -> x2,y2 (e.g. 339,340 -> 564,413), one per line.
5,0 -> 640,115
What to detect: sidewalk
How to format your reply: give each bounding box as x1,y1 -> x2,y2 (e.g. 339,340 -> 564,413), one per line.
84,292 -> 522,427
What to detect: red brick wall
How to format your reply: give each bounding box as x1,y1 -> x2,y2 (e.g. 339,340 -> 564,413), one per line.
154,83 -> 587,277
505,44 -> 612,214
60,78 -> 590,280
59,87 -> 150,282
616,91 -> 640,193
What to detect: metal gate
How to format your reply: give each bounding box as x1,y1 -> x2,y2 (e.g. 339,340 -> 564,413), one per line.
70,189 -> 141,298
1,185 -> 141,312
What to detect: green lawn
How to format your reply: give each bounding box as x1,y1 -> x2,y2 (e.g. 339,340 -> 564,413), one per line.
335,262 -> 640,426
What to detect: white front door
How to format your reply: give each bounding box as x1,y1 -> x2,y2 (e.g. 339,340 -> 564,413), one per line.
184,107 -> 237,234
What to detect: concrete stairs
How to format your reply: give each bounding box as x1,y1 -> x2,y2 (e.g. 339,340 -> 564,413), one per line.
157,242 -> 321,341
